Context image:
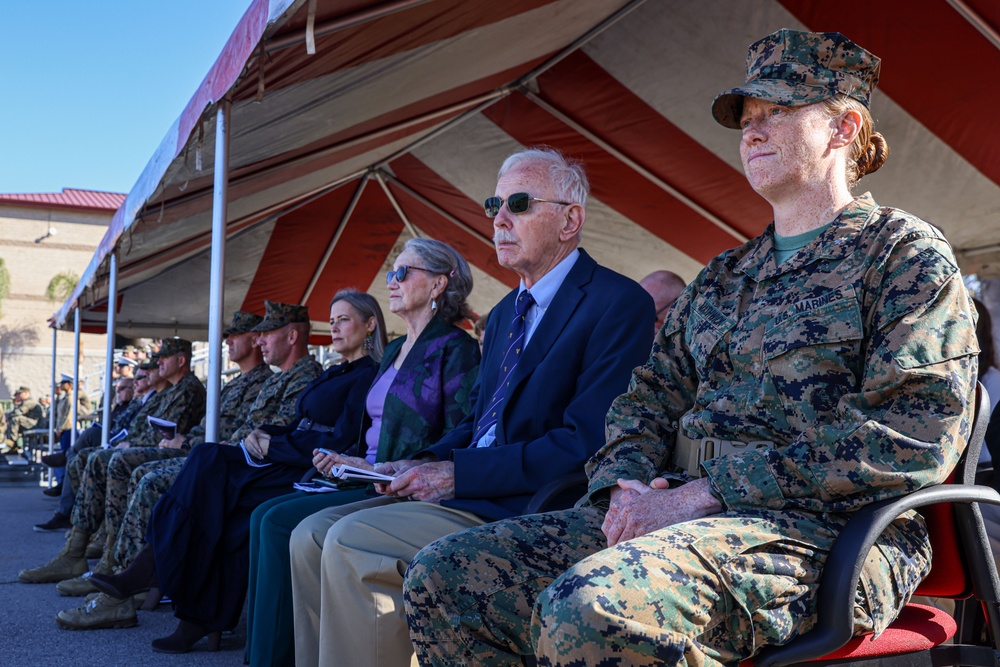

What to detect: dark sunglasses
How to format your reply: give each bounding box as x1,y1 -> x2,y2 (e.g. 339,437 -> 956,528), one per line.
386,265 -> 438,285
483,192 -> 572,218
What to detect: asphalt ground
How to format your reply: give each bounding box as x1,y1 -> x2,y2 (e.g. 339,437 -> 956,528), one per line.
0,469 -> 248,667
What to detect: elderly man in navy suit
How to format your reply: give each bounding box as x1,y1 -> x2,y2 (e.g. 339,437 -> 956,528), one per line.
288,147 -> 654,667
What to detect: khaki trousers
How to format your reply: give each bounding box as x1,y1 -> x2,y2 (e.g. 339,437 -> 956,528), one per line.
289,495 -> 485,667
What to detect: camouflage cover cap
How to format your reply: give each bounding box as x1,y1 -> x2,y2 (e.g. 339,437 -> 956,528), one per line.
223,310 -> 265,337
251,300 -> 309,332
122,344 -> 137,353
138,360 -> 158,371
152,337 -> 193,359
712,29 -> 881,129
16,386 -> 30,394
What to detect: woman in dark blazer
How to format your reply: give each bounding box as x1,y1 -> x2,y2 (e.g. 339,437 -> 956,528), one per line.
244,238 -> 480,667
92,289 -> 388,653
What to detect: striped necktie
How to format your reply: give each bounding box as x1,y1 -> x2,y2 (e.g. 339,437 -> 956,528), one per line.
475,290 -> 534,440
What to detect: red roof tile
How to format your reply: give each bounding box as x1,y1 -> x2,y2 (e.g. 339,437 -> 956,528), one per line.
0,188 -> 125,212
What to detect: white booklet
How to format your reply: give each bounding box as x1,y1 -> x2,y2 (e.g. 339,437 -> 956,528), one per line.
329,464 -> 394,483
240,439 -> 272,468
147,416 -> 177,441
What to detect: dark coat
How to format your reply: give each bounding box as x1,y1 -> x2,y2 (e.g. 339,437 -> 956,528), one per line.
373,315 -> 480,463
425,249 -> 654,521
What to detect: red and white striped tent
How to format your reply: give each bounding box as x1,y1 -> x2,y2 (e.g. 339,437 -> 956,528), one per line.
52,0 -> 1000,342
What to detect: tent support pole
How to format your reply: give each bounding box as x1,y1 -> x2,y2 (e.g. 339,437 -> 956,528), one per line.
374,172 -> 420,239
301,174 -> 370,304
379,171 -> 493,247
70,308 -> 81,451
206,100 -> 230,443
46,327 -> 57,484
100,250 -> 118,447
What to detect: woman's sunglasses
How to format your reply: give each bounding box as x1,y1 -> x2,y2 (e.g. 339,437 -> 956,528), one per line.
386,265 -> 437,285
483,192 -> 572,218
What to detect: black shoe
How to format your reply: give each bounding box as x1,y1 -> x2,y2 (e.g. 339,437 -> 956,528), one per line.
34,512 -> 72,532
90,543 -> 157,599
41,451 -> 67,467
42,484 -> 63,498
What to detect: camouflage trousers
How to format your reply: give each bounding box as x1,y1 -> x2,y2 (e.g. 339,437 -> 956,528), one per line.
405,506 -> 923,667
70,448 -> 118,534
105,448 -> 187,547
66,446 -> 98,498
70,447 -> 187,543
114,458 -> 185,569
5,413 -> 38,444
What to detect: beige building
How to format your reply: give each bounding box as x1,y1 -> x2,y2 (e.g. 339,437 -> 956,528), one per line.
0,189 -> 124,402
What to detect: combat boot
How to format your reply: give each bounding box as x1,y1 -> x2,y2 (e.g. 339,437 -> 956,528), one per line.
17,526 -> 90,583
85,522 -> 106,559
56,549 -> 115,596
55,592 -> 137,630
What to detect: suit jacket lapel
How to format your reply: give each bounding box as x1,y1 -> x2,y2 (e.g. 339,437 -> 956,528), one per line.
507,250 -> 596,396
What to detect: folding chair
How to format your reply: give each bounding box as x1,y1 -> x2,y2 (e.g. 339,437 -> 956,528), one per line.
753,382 -> 1000,667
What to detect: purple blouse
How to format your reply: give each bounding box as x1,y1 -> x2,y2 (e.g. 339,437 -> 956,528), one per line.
364,365 -> 398,463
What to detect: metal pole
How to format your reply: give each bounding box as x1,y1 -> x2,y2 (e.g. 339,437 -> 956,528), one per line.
101,250 -> 118,447
70,307 -> 81,450
47,327 -> 57,486
205,100 -> 230,443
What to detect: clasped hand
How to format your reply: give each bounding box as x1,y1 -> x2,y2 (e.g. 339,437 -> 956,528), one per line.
602,476 -> 722,547
243,429 -> 271,459
158,434 -> 186,449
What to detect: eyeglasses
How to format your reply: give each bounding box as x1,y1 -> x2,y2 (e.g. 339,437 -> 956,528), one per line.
386,265 -> 437,285
483,192 -> 573,218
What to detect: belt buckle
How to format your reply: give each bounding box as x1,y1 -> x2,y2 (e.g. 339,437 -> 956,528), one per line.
297,418 -> 313,431
718,439 -> 773,456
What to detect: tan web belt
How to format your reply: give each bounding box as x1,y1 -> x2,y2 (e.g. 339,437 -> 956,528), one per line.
673,431 -> 774,478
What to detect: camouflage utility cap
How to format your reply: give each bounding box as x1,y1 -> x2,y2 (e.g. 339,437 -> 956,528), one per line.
16,386 -> 30,394
251,301 -> 309,333
712,29 -> 881,129
224,310 -> 264,337
153,337 -> 193,359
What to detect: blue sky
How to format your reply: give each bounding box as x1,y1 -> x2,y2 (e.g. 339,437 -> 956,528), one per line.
1,1 -> 252,196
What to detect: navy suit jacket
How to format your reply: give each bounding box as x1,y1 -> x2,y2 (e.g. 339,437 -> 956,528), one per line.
426,249 -> 654,521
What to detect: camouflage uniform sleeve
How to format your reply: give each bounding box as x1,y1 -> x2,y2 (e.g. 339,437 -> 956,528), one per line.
703,233 -> 978,513
127,391 -> 168,445
229,356 -> 320,443
141,374 -> 206,445
586,284 -> 699,497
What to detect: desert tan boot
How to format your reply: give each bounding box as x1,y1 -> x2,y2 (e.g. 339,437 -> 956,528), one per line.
55,592 -> 137,630
18,526 -> 90,583
56,549 -> 115,596
85,522 -> 106,559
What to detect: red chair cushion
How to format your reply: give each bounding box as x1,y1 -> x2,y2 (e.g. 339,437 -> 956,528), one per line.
741,603 -> 957,665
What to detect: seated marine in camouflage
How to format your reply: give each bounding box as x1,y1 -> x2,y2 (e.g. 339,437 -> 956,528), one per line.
19,337 -> 205,589
3,386 -> 44,452
403,30 -> 980,667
